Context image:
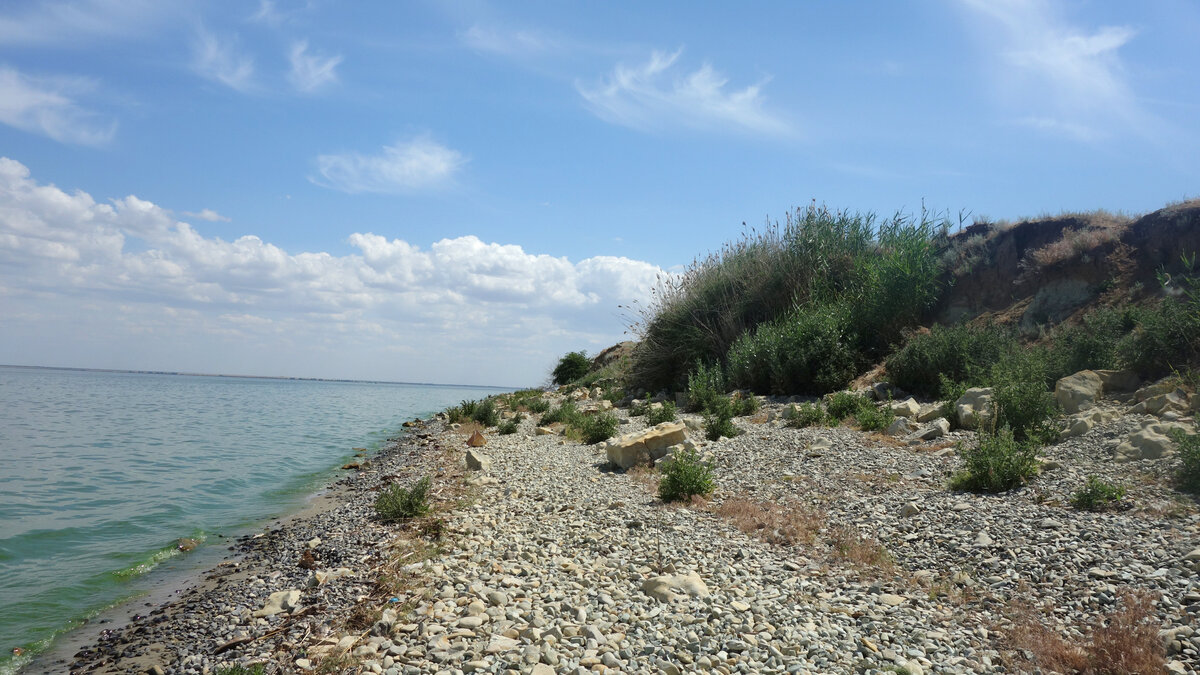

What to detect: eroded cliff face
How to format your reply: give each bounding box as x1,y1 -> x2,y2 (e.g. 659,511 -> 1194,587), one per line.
936,200 -> 1200,333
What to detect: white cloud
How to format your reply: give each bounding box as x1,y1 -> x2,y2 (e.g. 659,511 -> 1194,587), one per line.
959,0 -> 1147,141
461,24 -> 550,56
288,40 -> 342,92
312,137 -> 466,194
577,49 -> 791,136
0,158 -> 661,384
182,209 -> 231,222
0,0 -> 168,47
193,29 -> 255,92
249,0 -> 283,26
0,66 -> 116,146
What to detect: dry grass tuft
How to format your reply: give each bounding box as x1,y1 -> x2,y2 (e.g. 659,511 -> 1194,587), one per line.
828,525 -> 895,571
1021,218 -> 1129,272
715,498 -> 821,546
1008,591 -> 1166,675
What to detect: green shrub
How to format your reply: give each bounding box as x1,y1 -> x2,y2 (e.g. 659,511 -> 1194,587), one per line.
1173,426 -> 1200,492
937,375 -> 967,425
471,397 -> 500,427
989,349 -> 1059,443
686,361 -> 727,413
732,393 -> 760,417
603,386 -> 625,404
949,427 -> 1038,493
1070,476 -> 1127,511
629,396 -> 650,417
526,398 -> 551,414
538,401 -> 580,426
785,402 -> 826,428
646,401 -> 677,425
658,447 -> 715,502
703,397 -> 741,441
498,417 -> 521,435
1118,299 -> 1199,378
1046,307 -> 1137,380
446,398 -> 480,424
855,402 -> 894,432
725,305 -> 857,395
215,666 -> 266,675
886,323 -> 1016,397
375,476 -> 432,522
573,412 -> 619,444
552,351 -> 591,385
826,391 -> 868,422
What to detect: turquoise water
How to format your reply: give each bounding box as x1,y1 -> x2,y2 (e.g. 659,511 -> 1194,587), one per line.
0,365 -> 506,673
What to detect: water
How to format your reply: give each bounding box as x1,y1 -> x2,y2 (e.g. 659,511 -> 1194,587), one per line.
0,365 -> 507,673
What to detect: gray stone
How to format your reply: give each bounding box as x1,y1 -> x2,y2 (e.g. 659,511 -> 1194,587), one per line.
465,449 -> 492,471
252,589 -> 301,617
955,388 -> 993,430
1055,370 -> 1103,414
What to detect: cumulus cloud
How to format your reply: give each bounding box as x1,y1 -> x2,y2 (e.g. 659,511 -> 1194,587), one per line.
959,0 -> 1149,141
182,208 -> 230,222
0,66 -> 116,145
288,40 -> 342,92
312,136 -> 466,193
577,49 -> 791,136
193,29 -> 255,92
0,158 -> 660,384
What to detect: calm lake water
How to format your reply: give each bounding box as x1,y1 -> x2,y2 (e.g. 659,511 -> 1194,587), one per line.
0,365 -> 507,673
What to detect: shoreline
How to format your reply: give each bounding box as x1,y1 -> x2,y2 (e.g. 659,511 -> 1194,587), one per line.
36,386 -> 1200,674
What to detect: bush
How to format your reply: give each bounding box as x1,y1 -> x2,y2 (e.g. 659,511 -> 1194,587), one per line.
855,402 -> 894,432
731,393 -> 759,417
1118,299 -> 1199,378
1046,306 -> 1137,380
686,361 -> 727,413
471,397 -> 500,427
1070,476 -> 1127,511
937,375 -> 967,425
446,398 -> 479,424
526,398 -> 551,414
538,401 -> 579,426
1174,426 -> 1200,492
989,349 -> 1059,443
886,323 -> 1016,397
375,476 -> 432,522
552,351 -> 591,385
574,412 -> 618,444
646,401 -> 677,425
826,391 -> 868,422
658,447 -> 715,502
949,427 -> 1038,493
725,305 -> 857,395
628,396 -> 650,417
498,417 -> 520,435
703,397 -> 741,441
785,402 -> 826,428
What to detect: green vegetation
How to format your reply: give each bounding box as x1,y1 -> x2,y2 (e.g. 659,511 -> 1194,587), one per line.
949,427 -> 1038,493
215,666 -> 266,675
445,397 -> 500,427
703,397 -> 741,441
646,401 -> 677,425
854,402 -> 894,433
538,400 -> 580,426
784,402 -> 826,428
1173,426 -> 1200,492
629,205 -> 948,394
574,412 -> 619,444
552,350 -> 591,385
1071,476 -> 1127,511
988,351 -> 1059,443
886,324 -> 1014,398
526,397 -> 551,414
658,447 -> 715,502
825,391 -> 868,422
686,361 -> 727,413
497,414 -> 522,435
375,476 -> 432,522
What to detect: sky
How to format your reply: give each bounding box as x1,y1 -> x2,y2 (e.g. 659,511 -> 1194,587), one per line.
1,1 -> 1198,387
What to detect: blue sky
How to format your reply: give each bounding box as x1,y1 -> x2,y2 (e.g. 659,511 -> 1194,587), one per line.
1,1 -> 1197,386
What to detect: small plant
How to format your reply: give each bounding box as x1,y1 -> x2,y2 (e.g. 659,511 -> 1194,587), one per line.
471,397 -> 500,427
214,665 -> 266,675
854,402 -> 894,432
1070,476 -> 1127,511
552,350 -> 591,385
703,397 -> 741,441
1008,590 -> 1165,674
825,391 -> 865,422
497,416 -> 521,435
715,498 -> 820,545
949,426 -> 1038,493
538,400 -> 579,426
785,402 -> 826,428
573,412 -> 619,444
446,398 -> 480,423
658,447 -> 715,502
375,476 -> 432,522
938,375 -> 967,425
646,401 -> 677,425
526,397 -> 551,414
731,393 -> 760,416
1173,426 -> 1200,492
629,395 -> 651,417
686,360 -> 727,413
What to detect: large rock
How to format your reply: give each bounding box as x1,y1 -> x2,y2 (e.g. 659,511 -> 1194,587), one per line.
915,404 -> 944,423
872,382 -> 905,401
909,417 -> 950,441
605,422 -> 687,469
1114,421 -> 1196,462
885,417 -> 916,436
1055,370 -> 1103,414
890,398 -> 921,419
1094,369 -> 1141,393
955,388 -> 994,430
1060,408 -> 1122,439
465,449 -> 492,471
1131,389 -> 1191,417
640,572 -> 709,602
253,589 -> 301,617
466,430 -> 487,447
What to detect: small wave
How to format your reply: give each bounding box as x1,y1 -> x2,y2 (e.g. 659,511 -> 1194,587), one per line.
109,531 -> 207,581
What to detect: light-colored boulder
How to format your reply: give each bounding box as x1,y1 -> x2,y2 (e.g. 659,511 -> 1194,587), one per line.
1055,370 -> 1103,414
1114,421 -> 1195,462
253,589 -> 301,617
955,388 -> 994,430
466,430 -> 487,447
1095,369 -> 1140,393
534,426 -> 558,436
910,417 -> 950,441
890,398 -> 921,419
605,422 -> 688,469
1060,408 -> 1123,439
885,417 -> 916,436
916,404 -> 943,423
641,572 -> 709,602
900,502 -> 921,518
465,449 -> 492,471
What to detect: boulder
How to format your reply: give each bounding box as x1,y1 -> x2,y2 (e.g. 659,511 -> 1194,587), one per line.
253,589 -> 301,617
640,572 -> 709,602
1131,389 -> 1191,416
465,449 -> 492,471
885,417 -> 916,436
1114,421 -> 1196,462
890,398 -> 921,418
1094,369 -> 1141,393
1061,408 -> 1123,439
534,425 -> 559,436
916,404 -> 944,423
872,382 -> 906,401
910,417 -> 950,441
466,430 -> 487,447
955,388 -> 994,430
605,422 -> 688,469
1055,370 -> 1103,414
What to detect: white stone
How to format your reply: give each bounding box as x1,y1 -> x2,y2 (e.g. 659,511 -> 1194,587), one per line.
1055,370 -> 1103,414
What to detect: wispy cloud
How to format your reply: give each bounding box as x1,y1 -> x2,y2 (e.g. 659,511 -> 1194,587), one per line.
460,24 -> 550,56
193,29 -> 255,92
0,66 -> 116,145
288,40 -> 342,92
312,137 -> 467,194
959,0 -> 1147,141
182,209 -> 230,223
577,49 -> 791,136
249,0 -> 283,26
0,0 -> 168,47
